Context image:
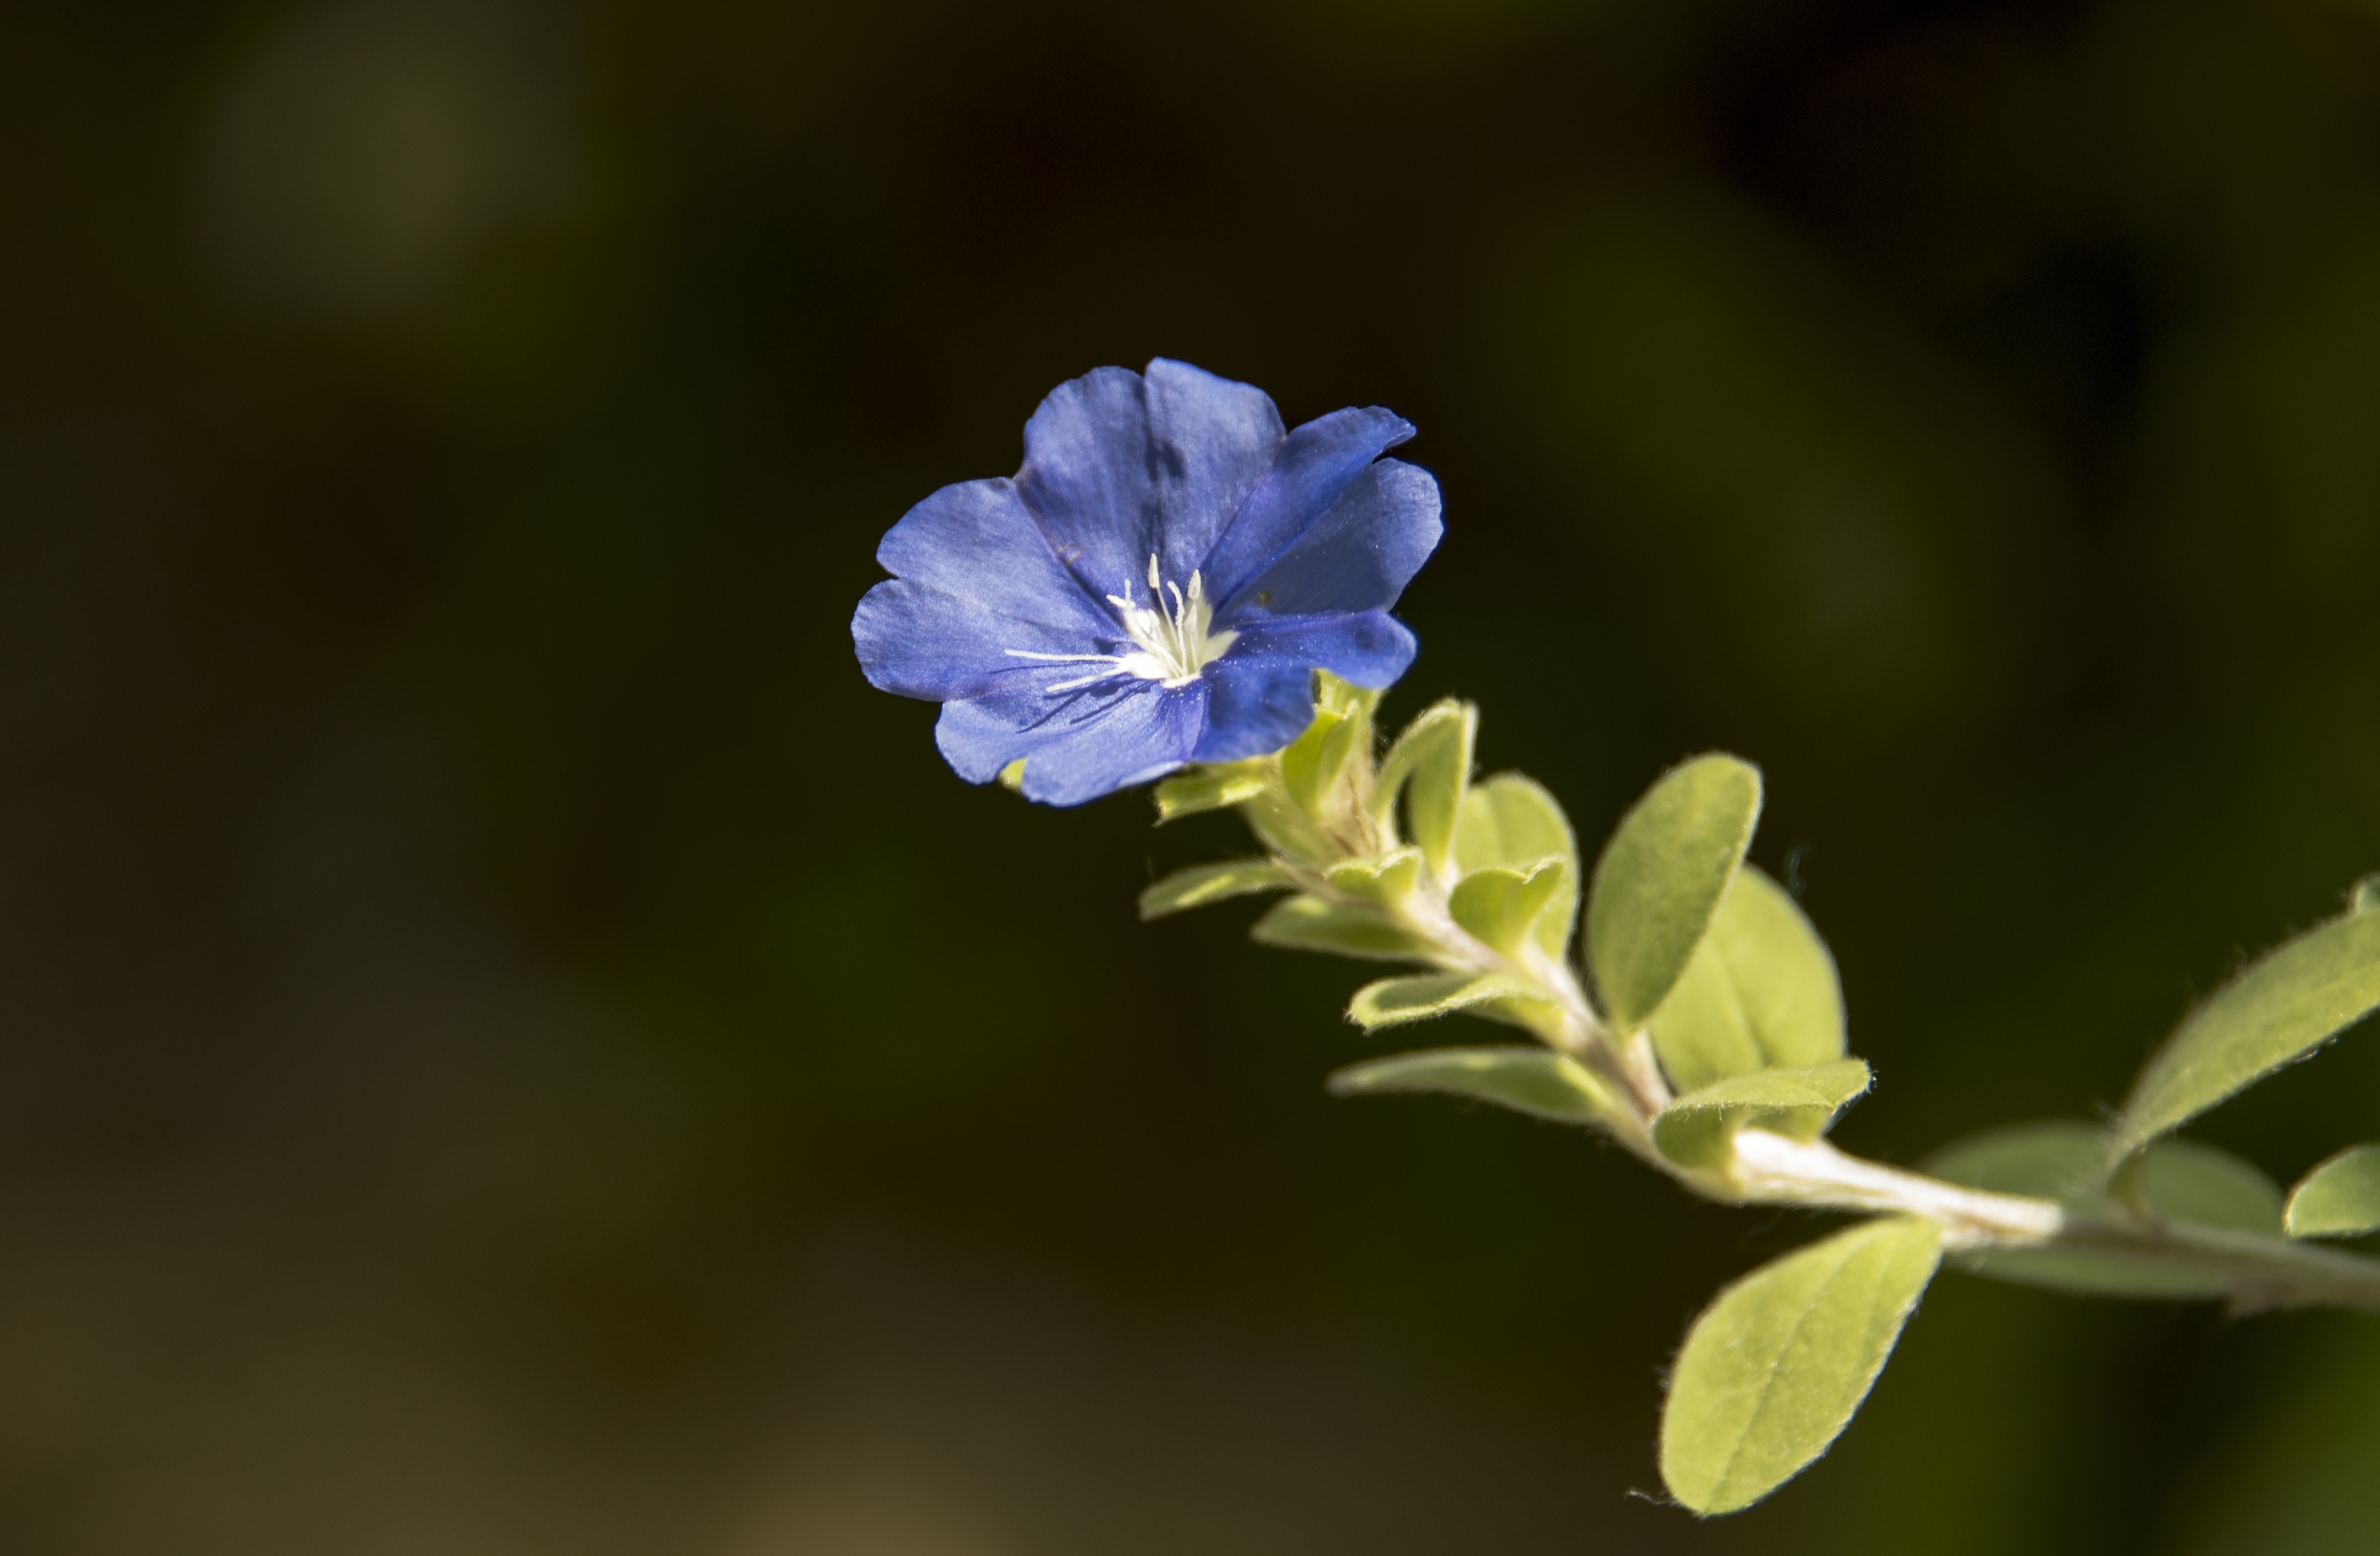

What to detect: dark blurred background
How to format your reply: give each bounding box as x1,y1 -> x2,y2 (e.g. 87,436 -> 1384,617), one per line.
1,0 -> 2378,1550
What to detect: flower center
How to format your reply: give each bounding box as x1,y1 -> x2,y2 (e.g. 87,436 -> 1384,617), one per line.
1006,554 -> 1240,692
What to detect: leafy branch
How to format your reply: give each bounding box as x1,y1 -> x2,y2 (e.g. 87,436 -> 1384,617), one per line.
1143,675 -> 2380,1516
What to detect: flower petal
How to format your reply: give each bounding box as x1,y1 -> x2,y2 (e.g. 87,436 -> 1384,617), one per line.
1200,407 -> 1415,609
936,674 -> 1205,806
1230,609 -> 1420,684
1217,459 -> 1442,620
932,666 -> 1150,781
1015,359 -> 1284,596
854,579 -> 1114,700
1194,658 -> 1313,762
1194,611 -> 1419,762
855,478 -> 1119,699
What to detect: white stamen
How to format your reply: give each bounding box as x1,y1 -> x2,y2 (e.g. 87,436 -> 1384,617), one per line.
1005,552 -> 1239,694
1042,669 -> 1127,692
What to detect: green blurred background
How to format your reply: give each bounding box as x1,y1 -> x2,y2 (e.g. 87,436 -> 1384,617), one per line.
2,0 -> 2378,1550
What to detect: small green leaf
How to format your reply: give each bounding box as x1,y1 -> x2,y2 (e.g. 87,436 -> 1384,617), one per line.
1324,847 -> 1423,908
1453,774 -> 1580,956
1660,1217 -> 1941,1516
1155,764 -> 1270,821
1347,972 -> 1554,1031
1925,1123 -> 2285,1297
2286,1144 -> 2380,1238
2356,874 -> 2380,915
2116,906 -> 2380,1154
1651,1059 -> 1871,1166
1281,709 -> 1360,815
2129,1138 -> 2283,1232
1649,865 -> 1845,1093
1946,1248 -> 2235,1300
1237,792 -> 1330,865
1138,859 -> 1290,921
1588,754 -> 1764,1031
1376,701 -> 1476,882
1448,861 -> 1569,961
1327,1045 -> 1616,1124
1251,895 -> 1436,962
1314,670 -> 1381,722
1370,702 -> 1449,817
1923,1121 -> 2110,1202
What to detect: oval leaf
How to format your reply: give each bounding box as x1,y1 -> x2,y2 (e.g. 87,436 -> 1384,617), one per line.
2127,1138 -> 2283,1233
1448,861 -> 1568,962
1324,847 -> 1424,908
1326,1045 -> 1617,1125
1660,1216 -> 1941,1516
1312,670 -> 1382,722
1154,764 -> 1269,821
1281,708 -> 1359,816
2116,907 -> 2380,1154
1251,895 -> 1436,962
2287,1144 -> 2380,1238
1649,865 -> 1846,1092
1652,1059 -> 1871,1166
1925,1122 -> 2285,1297
1346,972 -> 1554,1031
1453,774 -> 1579,956
1375,701 -> 1475,882
1588,754 -> 1763,1031
1138,859 -> 1289,921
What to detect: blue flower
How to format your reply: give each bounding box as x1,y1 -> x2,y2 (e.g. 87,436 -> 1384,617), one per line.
853,359 -> 1442,805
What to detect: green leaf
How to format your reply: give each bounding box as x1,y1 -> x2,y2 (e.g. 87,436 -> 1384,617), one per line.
1924,1123 -> 2286,1297
1251,895 -> 1436,962
1281,708 -> 1361,815
2116,906 -> 2380,1154
1138,859 -> 1290,921
1155,764 -> 1270,821
1660,1217 -> 1941,1516
1376,701 -> 1475,882
1323,846 -> 1423,908
1651,1060 -> 1871,1167
1448,861 -> 1569,962
2357,874 -> 2380,916
1314,670 -> 1381,722
1952,1246 -> 2237,1300
1922,1120 -> 2108,1201
1588,754 -> 1763,1031
1346,972 -> 1555,1031
1326,1045 -> 1616,1124
2286,1144 -> 2380,1238
1649,865 -> 1845,1093
2127,1139 -> 2283,1232
1453,774 -> 1580,957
